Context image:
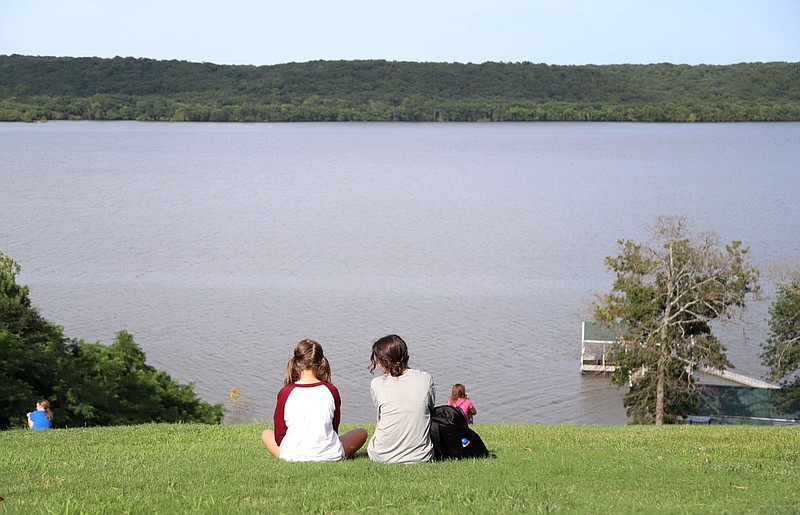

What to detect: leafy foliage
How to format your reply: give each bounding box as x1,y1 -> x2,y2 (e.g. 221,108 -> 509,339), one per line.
761,274 -> 800,407
1,55 -> 799,122
0,250 -> 224,429
593,216 -> 760,424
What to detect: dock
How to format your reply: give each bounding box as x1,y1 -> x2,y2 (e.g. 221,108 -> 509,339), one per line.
580,321 -> 780,389
697,366 -> 780,389
580,321 -> 618,374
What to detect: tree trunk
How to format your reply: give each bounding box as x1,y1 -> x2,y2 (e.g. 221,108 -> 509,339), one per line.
655,353 -> 666,425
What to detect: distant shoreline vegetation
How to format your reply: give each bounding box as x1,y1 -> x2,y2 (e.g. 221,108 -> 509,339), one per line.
1,55 -> 799,122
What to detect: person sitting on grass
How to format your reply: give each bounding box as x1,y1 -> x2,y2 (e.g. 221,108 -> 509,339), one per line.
27,400 -> 53,430
261,339 -> 367,461
447,383 -> 477,424
367,334 -> 435,464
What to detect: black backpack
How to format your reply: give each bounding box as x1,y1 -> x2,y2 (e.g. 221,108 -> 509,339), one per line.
429,405 -> 490,460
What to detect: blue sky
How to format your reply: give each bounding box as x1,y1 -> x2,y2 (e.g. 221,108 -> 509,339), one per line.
1,0 -> 798,66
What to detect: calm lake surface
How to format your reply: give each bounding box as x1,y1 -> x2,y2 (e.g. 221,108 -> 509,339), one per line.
1,121 -> 799,424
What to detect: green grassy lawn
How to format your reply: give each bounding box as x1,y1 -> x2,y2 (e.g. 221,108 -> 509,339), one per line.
1,423 -> 797,513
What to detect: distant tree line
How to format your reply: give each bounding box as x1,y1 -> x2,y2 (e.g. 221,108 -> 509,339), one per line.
1,55 -> 799,122
0,251 -> 224,429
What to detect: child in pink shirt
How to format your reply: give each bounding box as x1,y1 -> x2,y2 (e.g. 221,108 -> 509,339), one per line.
447,383 -> 477,424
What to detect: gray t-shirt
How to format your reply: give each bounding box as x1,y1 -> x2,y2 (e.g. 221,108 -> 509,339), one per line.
367,368 -> 435,464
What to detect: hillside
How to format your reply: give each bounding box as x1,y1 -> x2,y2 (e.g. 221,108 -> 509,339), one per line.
1,55 -> 799,122
1,423 -> 798,512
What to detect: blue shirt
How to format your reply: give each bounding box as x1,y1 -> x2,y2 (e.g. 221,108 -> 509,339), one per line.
29,410 -> 52,429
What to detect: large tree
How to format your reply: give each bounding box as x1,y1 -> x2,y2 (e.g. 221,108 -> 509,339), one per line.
761,270 -> 800,407
593,216 -> 759,424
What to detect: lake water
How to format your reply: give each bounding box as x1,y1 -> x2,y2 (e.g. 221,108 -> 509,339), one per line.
1,121 -> 798,425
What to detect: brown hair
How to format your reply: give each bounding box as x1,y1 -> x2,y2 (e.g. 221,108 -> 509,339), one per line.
449,384 -> 467,403
369,334 -> 409,377
284,339 -> 332,386
38,399 -> 53,421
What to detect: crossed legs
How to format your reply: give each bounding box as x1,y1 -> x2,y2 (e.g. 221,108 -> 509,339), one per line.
261,427 -> 368,460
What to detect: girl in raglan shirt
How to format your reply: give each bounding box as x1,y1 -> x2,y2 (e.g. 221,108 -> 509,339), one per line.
261,339 -> 367,461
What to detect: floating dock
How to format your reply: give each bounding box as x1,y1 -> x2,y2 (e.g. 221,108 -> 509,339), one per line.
580,321 -> 618,374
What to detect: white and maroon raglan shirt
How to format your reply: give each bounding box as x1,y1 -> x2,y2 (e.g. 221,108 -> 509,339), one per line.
273,381 -> 345,461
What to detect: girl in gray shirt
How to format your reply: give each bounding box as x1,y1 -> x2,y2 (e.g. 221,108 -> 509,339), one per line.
367,334 -> 435,464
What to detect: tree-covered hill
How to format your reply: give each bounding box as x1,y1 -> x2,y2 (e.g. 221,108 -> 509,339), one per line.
1,55 -> 799,122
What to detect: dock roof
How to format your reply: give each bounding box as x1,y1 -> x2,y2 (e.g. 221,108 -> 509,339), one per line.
582,321 -> 618,342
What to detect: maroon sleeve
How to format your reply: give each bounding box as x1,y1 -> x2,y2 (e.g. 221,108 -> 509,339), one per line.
322,382 -> 341,434
273,384 -> 294,446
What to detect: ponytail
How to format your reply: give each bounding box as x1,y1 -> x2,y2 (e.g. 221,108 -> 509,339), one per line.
38,399 -> 53,421
315,356 -> 332,384
283,356 -> 301,386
